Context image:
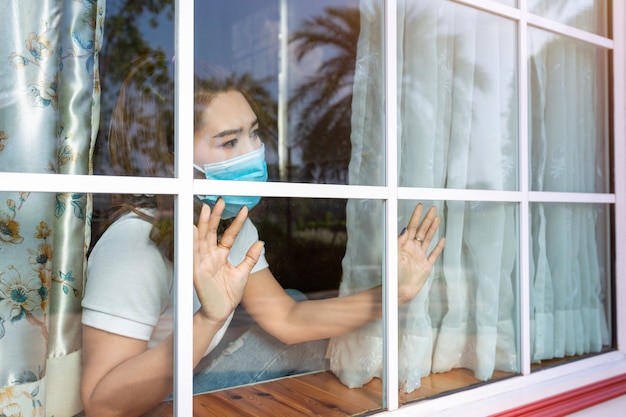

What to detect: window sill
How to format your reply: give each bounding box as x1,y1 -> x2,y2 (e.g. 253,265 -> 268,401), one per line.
392,351 -> 626,417
147,352 -> 626,416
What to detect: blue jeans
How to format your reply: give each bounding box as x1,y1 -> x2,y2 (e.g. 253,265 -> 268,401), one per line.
192,289 -> 329,394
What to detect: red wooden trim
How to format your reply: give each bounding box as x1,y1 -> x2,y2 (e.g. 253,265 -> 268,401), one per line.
492,373 -> 626,417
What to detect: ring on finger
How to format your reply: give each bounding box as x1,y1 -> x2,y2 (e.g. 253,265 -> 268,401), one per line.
415,237 -> 423,242
217,241 -> 232,250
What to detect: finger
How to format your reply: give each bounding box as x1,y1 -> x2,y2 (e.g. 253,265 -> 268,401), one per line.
193,224 -> 199,252
421,214 -> 441,246
193,224 -> 205,269
205,198 -> 225,243
398,226 -> 408,245
405,203 -> 424,241
236,241 -> 264,275
219,205 -> 249,250
427,237 -> 446,264
195,203 -> 218,257
415,206 -> 438,243
196,203 -> 212,241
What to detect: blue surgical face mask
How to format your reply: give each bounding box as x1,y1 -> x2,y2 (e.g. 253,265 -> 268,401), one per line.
194,144 -> 268,219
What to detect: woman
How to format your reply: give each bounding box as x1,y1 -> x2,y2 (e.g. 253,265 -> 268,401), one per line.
80,54 -> 445,417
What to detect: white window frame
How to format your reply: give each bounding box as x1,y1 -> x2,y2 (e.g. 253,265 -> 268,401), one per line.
184,1 -> 626,415
3,0 -> 624,415
385,1 -> 625,415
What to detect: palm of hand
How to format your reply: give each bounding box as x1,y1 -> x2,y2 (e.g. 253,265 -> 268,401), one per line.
397,204 -> 446,305
193,240 -> 249,323
398,241 -> 433,303
192,201 -> 263,325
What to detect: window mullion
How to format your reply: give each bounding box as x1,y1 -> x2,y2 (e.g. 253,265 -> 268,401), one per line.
613,0 -> 626,354
174,0 -> 195,414
518,0 -> 531,376
384,0 -> 399,411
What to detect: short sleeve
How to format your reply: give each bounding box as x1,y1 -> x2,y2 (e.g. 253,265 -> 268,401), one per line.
82,214 -> 172,341
228,219 -> 269,273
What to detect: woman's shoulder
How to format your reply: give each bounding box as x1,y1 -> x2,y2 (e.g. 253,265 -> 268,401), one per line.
234,218 -> 260,246
230,218 -> 268,273
103,210 -> 153,237
90,210 -> 156,258
87,209 -> 170,288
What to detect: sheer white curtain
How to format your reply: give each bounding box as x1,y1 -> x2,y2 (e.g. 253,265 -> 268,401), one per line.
528,12 -> 610,361
329,0 -> 609,393
329,0 -> 518,393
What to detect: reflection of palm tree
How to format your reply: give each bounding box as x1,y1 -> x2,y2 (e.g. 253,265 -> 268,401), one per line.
289,6 -> 360,184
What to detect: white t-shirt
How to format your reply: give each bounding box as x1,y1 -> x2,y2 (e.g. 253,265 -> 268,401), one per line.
82,211 -> 268,353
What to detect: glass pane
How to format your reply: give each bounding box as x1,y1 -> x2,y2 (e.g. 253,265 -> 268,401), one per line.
528,0 -> 609,37
191,197 -> 384,416
83,193 -> 176,415
528,28 -> 610,193
396,1 -> 518,191
398,200 -> 520,403
529,202 -> 612,370
94,3 -> 175,177
195,0 -> 376,185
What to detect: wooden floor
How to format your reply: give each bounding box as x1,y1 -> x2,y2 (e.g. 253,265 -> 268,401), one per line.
146,368 -> 513,417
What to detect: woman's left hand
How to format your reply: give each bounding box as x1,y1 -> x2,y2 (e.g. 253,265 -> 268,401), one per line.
397,204 -> 446,305
193,200 -> 263,325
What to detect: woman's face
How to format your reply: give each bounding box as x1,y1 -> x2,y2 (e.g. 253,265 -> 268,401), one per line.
193,90 -> 262,166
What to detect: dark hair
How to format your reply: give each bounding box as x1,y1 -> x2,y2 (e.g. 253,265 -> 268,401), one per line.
101,57 -> 264,261
103,53 -> 175,260
109,53 -> 174,178
194,76 -> 261,132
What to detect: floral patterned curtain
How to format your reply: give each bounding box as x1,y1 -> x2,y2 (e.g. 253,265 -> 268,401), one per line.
0,1 -> 103,416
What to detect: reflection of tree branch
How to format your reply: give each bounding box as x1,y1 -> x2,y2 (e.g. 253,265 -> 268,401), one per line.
99,0 -> 174,119
95,1 -> 175,176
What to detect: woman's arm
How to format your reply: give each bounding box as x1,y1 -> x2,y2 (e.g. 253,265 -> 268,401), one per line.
81,313 -> 226,417
81,201 -> 263,417
242,204 -> 445,345
241,269 -> 382,344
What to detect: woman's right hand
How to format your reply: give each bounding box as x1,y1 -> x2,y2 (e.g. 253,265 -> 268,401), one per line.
193,199 -> 264,325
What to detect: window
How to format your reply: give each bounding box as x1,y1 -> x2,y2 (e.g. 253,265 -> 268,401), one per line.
188,0 -> 618,414
0,1 -> 623,416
